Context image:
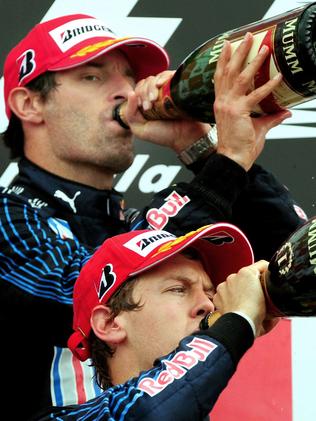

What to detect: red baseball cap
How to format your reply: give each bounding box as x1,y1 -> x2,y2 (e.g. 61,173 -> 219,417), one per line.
3,14 -> 170,118
68,223 -> 254,361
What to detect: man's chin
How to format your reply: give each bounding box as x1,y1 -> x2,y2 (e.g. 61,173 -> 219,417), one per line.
110,154 -> 134,174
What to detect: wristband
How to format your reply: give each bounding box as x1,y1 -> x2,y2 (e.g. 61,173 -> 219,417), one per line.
177,125 -> 218,165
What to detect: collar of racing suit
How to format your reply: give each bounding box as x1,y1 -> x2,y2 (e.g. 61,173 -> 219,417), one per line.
11,158 -> 126,220
5,158 -> 128,248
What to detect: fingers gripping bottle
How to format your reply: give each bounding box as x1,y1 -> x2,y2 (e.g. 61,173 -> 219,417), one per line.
114,3 -> 316,126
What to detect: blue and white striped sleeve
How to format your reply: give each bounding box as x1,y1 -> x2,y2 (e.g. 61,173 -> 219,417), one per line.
0,196 -> 92,305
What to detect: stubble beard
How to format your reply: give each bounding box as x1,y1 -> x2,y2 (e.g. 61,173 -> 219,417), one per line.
103,150 -> 134,174
99,134 -> 135,174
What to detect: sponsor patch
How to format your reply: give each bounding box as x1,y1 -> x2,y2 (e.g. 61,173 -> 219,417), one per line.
124,230 -> 175,257
1,186 -> 24,195
17,49 -> 36,83
28,198 -> 48,209
54,190 -> 81,214
98,264 -> 116,301
138,337 -> 217,397
146,191 -> 190,230
48,217 -> 74,240
49,18 -> 114,52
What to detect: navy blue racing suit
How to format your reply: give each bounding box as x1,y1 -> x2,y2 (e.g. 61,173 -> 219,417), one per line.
34,313 -> 253,420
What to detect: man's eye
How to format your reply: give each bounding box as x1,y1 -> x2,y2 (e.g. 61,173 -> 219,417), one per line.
84,75 -> 101,81
169,287 -> 186,294
206,290 -> 215,301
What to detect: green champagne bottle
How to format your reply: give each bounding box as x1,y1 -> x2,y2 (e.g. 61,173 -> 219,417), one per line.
262,217 -> 316,317
114,2 -> 316,126
200,217 -> 316,330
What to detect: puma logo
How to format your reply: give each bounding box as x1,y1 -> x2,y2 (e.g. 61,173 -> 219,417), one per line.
54,190 -> 81,213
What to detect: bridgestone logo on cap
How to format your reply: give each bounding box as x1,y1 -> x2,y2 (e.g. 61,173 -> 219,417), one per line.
49,18 -> 115,52
124,231 -> 175,257
18,49 -> 36,82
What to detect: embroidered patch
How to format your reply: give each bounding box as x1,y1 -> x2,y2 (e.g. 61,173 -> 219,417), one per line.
48,217 -> 74,240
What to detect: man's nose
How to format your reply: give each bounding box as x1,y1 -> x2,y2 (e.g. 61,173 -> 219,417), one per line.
111,74 -> 135,100
192,292 -> 215,319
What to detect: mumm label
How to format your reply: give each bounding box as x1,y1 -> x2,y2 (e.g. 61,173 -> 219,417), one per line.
281,18 -> 303,75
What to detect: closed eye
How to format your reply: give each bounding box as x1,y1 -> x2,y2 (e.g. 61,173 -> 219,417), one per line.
205,288 -> 215,301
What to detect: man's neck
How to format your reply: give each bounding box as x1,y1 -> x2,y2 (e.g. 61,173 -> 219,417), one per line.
110,348 -> 145,386
25,154 -> 115,190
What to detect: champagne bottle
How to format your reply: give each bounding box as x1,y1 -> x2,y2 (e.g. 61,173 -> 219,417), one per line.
200,217 -> 316,330
114,2 -> 316,127
261,217 -> 316,317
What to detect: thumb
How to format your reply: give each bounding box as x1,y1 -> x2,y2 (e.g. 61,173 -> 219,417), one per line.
260,109 -> 292,132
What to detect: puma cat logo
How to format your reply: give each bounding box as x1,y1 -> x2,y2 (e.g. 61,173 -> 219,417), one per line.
54,190 -> 81,213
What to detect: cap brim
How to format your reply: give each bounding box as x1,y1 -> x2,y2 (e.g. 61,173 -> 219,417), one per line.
129,223 -> 254,285
49,36 -> 169,81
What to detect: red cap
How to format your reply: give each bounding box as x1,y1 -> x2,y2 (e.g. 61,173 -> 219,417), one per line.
68,223 -> 254,361
3,14 -> 169,118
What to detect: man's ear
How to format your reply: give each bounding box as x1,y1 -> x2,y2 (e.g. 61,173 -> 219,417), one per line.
91,305 -> 127,345
8,87 -> 44,123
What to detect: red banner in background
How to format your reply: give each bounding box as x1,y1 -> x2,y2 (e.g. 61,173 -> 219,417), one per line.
211,319 -> 292,420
